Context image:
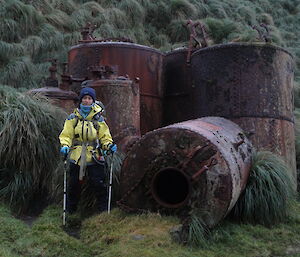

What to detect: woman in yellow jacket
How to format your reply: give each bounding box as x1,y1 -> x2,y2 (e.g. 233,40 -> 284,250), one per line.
59,87 -> 117,213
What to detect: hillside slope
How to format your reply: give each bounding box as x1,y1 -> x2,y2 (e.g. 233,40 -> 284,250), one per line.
0,0 -> 299,92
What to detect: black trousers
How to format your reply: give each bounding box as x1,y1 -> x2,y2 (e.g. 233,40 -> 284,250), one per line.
67,162 -> 108,213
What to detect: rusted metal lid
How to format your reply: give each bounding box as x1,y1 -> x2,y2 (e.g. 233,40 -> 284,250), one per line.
70,41 -> 165,55
28,87 -> 78,100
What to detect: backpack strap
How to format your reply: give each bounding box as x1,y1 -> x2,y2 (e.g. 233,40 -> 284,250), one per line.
69,112 -> 104,131
67,113 -> 79,127
91,113 -> 104,131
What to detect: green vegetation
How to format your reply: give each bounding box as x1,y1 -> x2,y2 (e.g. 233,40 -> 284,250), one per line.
1,0 -> 300,169
0,85 -> 67,214
0,84 -> 123,215
231,151 -> 295,226
0,0 -> 299,89
0,0 -> 300,255
0,203 -> 300,257
181,151 -> 295,246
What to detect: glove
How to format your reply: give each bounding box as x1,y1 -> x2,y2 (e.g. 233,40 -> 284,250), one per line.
109,143 -> 117,154
60,146 -> 69,156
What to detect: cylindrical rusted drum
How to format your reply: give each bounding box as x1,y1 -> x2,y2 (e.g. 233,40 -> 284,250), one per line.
27,87 -> 78,114
119,117 -> 252,228
68,42 -> 164,134
91,78 -> 140,153
191,43 -> 295,179
163,48 -> 193,125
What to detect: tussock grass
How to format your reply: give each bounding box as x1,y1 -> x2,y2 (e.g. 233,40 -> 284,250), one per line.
0,57 -> 35,88
0,86 -> 67,214
104,8 -> 129,29
186,215 -> 210,247
167,19 -> 189,43
94,23 -> 117,39
21,35 -> 44,57
231,151 -> 294,226
31,23 -> 66,61
236,5 -> 257,25
81,1 -> 104,17
145,1 -> 172,30
117,0 -> 145,25
170,0 -> 196,19
204,18 -> 238,43
259,13 -> 275,25
151,33 -> 170,49
0,0 -> 299,90
207,1 -> 228,19
0,18 -> 20,42
45,10 -> 76,31
63,31 -> 82,46
3,0 -> 44,37
70,8 -> 90,28
52,0 -> 77,15
28,0 -> 53,14
0,41 -> 25,61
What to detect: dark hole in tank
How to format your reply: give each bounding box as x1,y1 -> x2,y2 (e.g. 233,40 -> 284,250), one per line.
151,168 -> 190,208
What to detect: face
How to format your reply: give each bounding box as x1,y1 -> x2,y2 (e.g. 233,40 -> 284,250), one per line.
81,95 -> 94,106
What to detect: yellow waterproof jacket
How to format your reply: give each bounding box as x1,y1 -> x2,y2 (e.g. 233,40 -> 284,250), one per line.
59,104 -> 113,166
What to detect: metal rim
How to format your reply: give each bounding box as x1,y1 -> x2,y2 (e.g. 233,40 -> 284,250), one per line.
191,42 -> 293,58
69,42 -> 165,55
150,167 -> 191,209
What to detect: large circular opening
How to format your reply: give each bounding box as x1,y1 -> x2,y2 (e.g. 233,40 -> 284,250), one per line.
151,167 -> 191,208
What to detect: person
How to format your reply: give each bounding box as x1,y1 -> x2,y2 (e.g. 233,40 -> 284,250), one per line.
59,87 -> 117,214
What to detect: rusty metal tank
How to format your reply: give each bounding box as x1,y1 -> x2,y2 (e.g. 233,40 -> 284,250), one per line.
68,41 -> 164,134
118,117 -> 252,228
90,75 -> 140,153
163,48 -> 194,125
28,87 -> 78,114
190,43 -> 295,179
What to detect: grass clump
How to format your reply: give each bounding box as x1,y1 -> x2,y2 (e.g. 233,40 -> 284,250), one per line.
0,85 -> 67,214
81,209 -> 182,256
117,0 -> 145,25
183,214 -> 210,247
204,17 -> 239,43
231,151 -> 295,226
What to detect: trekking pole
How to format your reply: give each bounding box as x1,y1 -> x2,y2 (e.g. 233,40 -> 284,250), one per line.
63,156 -> 67,226
107,152 -> 114,214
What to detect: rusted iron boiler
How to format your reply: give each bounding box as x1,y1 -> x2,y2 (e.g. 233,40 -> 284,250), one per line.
190,43 -> 295,178
68,40 -> 164,135
89,66 -> 141,154
119,117 -> 252,228
163,48 -> 194,125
